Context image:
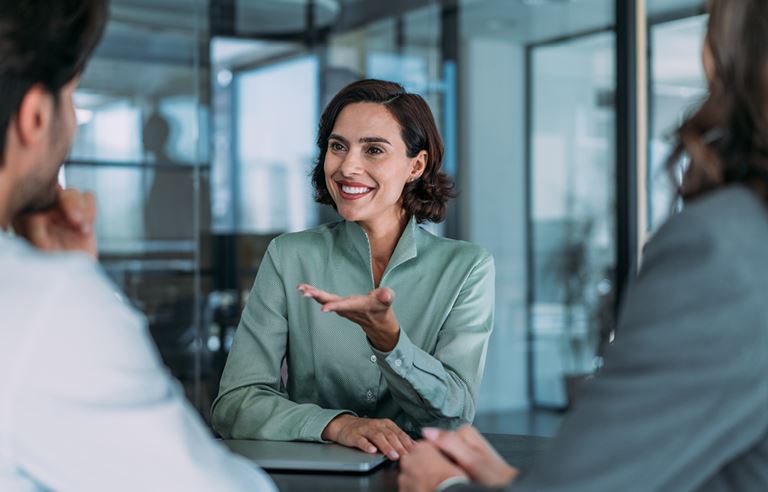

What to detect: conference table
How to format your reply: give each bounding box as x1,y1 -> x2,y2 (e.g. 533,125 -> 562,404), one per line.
265,434 -> 551,492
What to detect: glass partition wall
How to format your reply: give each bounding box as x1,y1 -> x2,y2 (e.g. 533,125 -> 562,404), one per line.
65,0 -> 211,414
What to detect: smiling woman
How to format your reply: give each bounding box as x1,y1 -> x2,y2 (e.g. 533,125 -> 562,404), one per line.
211,79 -> 495,462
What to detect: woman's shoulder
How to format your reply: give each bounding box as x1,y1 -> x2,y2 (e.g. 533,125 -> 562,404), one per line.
268,221 -> 344,254
415,225 -> 493,267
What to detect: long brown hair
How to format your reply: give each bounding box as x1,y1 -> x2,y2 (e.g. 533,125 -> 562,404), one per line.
668,0 -> 768,200
312,79 -> 455,223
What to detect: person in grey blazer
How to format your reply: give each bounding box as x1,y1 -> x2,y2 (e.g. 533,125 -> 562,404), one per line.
398,0 -> 768,491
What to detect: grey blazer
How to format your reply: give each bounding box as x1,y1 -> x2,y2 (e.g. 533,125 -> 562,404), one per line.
451,185 -> 768,492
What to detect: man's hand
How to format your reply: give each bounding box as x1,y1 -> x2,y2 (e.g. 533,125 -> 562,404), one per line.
398,440 -> 467,492
422,425 -> 519,487
322,414 -> 415,461
297,283 -> 400,351
13,187 -> 97,259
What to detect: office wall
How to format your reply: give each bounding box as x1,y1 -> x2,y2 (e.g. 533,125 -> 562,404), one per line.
462,38 -> 528,412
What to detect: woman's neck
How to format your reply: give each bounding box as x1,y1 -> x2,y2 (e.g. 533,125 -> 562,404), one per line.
358,211 -> 409,286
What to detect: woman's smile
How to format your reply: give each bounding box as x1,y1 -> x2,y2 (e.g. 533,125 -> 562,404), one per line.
336,180 -> 375,201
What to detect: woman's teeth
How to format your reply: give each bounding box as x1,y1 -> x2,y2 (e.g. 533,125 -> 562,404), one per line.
341,185 -> 371,195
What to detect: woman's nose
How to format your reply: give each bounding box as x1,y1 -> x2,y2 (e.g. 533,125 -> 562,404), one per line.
339,152 -> 363,176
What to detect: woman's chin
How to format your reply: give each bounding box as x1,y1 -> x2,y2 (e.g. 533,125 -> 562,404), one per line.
337,209 -> 365,222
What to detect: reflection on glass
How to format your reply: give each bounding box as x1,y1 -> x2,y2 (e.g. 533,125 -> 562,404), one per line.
648,15 -> 707,232
530,32 -> 616,408
64,1 -> 210,415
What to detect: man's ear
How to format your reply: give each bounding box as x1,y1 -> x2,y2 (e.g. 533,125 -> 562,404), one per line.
410,150 -> 428,181
14,84 -> 53,148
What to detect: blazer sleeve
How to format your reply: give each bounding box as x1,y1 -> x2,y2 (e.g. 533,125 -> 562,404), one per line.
370,253 -> 495,428
211,240 -> 352,442
453,212 -> 768,492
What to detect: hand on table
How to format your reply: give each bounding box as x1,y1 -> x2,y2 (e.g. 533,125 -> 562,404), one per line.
298,283 -> 400,352
322,414 -> 415,461
421,425 -> 519,487
12,187 -> 98,259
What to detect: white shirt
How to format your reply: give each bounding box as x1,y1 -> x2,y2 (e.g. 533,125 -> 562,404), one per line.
0,234 -> 276,491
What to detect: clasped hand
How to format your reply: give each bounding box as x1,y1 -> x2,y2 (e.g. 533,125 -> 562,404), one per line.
12,186 -> 98,259
398,425 -> 519,492
297,283 -> 400,352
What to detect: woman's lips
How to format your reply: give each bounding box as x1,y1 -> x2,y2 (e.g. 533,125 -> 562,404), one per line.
336,181 -> 374,201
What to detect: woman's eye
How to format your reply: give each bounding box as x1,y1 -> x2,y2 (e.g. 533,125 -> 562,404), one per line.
329,142 -> 345,151
366,146 -> 383,155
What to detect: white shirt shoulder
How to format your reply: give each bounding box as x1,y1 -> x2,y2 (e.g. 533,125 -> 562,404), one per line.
0,237 -> 275,492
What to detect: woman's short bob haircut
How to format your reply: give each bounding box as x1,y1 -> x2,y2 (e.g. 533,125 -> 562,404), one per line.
311,79 -> 455,224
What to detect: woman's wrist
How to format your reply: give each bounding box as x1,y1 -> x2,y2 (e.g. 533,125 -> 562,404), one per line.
366,317 -> 400,352
322,414 -> 354,441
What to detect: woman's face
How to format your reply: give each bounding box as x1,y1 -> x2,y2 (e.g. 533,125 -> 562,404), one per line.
324,102 -> 426,226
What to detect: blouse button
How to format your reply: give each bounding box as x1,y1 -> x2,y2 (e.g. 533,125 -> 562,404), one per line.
370,355 -> 377,363
366,390 -> 375,401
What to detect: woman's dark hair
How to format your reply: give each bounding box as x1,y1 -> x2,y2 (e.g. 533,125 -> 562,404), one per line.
311,79 -> 455,223
668,0 -> 768,200
0,0 -> 108,165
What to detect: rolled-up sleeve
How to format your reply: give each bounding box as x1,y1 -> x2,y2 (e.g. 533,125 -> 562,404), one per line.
371,254 -> 495,428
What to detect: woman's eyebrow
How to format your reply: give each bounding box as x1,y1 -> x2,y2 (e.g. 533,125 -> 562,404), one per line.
328,133 -> 349,145
329,134 -> 392,146
359,136 -> 392,145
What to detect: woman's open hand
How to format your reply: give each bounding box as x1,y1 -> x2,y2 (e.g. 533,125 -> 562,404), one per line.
322,414 -> 415,461
298,283 -> 401,351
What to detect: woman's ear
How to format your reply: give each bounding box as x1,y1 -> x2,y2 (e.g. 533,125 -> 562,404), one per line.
409,150 -> 428,181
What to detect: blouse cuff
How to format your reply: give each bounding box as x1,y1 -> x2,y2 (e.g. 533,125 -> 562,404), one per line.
370,327 -> 417,378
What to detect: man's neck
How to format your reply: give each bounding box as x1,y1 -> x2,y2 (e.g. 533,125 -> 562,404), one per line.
0,172 -> 12,230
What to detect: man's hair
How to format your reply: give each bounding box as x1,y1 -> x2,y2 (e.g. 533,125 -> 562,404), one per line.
0,0 -> 108,166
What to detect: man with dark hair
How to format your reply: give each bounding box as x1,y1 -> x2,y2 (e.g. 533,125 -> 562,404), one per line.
0,1 -> 275,489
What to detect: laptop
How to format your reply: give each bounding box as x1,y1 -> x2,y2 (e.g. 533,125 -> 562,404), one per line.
222,439 -> 388,473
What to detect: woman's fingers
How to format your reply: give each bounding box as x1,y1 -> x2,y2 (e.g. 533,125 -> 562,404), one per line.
297,284 -> 341,304
385,420 -> 415,451
371,288 -> 395,306
321,295 -> 372,313
367,430 -> 401,460
383,431 -> 409,460
323,289 -> 394,313
354,436 -> 378,454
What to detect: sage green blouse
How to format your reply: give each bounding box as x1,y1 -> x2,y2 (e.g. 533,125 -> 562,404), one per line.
211,217 -> 495,442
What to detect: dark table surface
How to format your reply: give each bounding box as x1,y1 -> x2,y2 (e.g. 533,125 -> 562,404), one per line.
266,434 -> 551,492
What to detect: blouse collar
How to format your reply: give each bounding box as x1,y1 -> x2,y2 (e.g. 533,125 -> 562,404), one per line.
342,215 -> 419,280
